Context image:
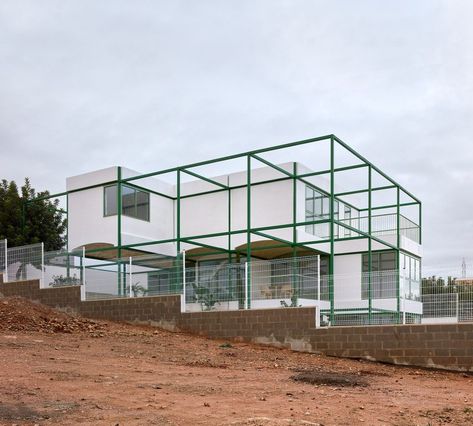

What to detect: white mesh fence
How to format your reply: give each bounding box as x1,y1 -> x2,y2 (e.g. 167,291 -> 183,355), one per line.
6,243 -> 43,285
43,250 -> 83,288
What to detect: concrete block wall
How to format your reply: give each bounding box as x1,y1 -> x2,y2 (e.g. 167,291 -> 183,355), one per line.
1,279 -> 472,372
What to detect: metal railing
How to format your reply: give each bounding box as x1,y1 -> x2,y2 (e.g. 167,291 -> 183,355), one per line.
337,213 -> 420,243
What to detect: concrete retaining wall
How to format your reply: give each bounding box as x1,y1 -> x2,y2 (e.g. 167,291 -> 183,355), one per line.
1,278 -> 472,372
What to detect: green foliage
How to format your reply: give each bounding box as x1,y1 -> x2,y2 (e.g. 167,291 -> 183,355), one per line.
280,290 -> 301,308
127,282 -> 148,297
421,276 -> 457,294
49,274 -> 81,287
0,178 -> 66,250
192,282 -> 218,311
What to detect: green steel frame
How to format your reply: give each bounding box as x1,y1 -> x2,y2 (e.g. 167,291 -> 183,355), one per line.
24,134 -> 422,323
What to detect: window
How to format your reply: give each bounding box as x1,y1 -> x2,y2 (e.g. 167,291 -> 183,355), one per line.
305,185 -> 330,236
344,205 -> 352,237
103,184 -> 150,221
400,252 -> 421,300
362,251 -> 397,299
104,185 -> 117,216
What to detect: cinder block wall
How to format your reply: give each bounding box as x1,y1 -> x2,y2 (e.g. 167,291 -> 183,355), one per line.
1,279 -> 472,372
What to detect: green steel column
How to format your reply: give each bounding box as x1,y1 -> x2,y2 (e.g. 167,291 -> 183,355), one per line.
172,169 -> 182,291
368,165 -> 372,324
246,155 -> 251,309
66,193 -> 70,278
396,186 -> 401,323
329,137 -> 335,324
418,202 -> 422,245
117,166 -> 122,295
227,175 -> 233,298
292,162 -> 298,303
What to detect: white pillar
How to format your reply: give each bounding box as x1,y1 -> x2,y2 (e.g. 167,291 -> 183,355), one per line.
317,254 -> 321,301
80,246 -> 86,301
40,242 -> 45,289
4,239 -> 8,283
244,261 -> 248,310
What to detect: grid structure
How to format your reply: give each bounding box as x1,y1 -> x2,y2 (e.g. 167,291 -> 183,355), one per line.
22,134 -> 423,324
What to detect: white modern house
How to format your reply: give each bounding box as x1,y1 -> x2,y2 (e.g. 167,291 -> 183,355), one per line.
63,135 -> 422,324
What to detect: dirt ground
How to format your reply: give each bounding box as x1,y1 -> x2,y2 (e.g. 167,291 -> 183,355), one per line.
0,297 -> 472,425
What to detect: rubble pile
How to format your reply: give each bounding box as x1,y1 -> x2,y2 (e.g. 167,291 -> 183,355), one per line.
0,296 -> 106,335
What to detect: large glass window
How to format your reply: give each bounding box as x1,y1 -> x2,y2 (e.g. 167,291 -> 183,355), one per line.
103,184 -> 150,221
400,252 -> 421,300
305,186 -> 330,236
362,251 -> 397,299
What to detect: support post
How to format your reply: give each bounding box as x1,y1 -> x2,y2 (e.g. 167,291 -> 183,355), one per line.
81,246 -> 86,301
41,242 -> 45,289
117,167 -> 123,295
244,261 -> 248,310
317,254 -> 321,301
396,186 -> 401,323
368,166 -> 372,324
129,256 -> 133,297
292,162 -> 298,304
329,137 -> 335,324
4,239 -> 8,283
181,249 -> 186,312
246,155 -> 251,309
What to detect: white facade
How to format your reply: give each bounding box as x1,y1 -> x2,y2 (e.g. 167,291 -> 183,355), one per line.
66,161 -> 422,317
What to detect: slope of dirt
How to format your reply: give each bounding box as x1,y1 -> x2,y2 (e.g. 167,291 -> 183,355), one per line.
0,296 -> 106,335
0,297 -> 472,425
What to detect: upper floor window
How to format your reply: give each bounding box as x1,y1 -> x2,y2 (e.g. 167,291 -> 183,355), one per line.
104,184 -> 150,221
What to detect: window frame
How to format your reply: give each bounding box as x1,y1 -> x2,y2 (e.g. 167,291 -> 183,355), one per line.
103,184 -> 151,222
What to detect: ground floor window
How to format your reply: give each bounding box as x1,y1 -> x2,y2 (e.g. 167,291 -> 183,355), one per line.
361,251 -> 397,299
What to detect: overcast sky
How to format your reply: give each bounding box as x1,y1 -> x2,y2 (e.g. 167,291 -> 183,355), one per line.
1,1 -> 472,276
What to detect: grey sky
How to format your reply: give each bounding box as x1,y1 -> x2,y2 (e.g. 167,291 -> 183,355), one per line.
1,1 -> 472,276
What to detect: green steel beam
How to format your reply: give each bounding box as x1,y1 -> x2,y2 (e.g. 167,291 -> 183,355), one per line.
250,154 -> 294,178
181,168 -> 228,190
251,230 -> 293,247
335,185 -> 396,197
121,134 -> 333,184
125,181 -> 175,200
333,135 -> 421,204
297,162 -> 368,179
358,201 -> 418,212
182,239 -> 231,253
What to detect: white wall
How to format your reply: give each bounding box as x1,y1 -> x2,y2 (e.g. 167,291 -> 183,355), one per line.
68,186 -> 117,251
334,254 -> 362,301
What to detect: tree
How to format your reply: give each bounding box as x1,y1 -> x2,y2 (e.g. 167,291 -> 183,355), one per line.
0,178 -> 66,251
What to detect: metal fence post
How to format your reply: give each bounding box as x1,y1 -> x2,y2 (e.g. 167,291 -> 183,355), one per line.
456,293 -> 459,323
129,256 -> 133,297
244,261 -> 248,309
181,250 -> 186,313
41,242 -> 45,289
80,246 -> 86,301
4,239 -> 8,283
